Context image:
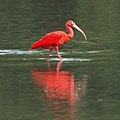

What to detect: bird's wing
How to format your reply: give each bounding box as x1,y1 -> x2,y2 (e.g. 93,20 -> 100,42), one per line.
30,31 -> 68,49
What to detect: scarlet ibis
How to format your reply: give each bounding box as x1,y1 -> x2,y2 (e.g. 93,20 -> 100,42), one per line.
29,20 -> 87,61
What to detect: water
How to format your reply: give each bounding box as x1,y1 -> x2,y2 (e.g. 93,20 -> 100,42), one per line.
0,0 -> 120,120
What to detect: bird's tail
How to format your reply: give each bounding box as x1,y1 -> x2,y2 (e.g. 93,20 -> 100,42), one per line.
29,42 -> 39,50
29,44 -> 37,50
29,39 -> 43,50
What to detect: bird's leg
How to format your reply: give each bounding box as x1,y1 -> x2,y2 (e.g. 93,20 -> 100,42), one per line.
55,46 -> 62,61
47,48 -> 53,61
47,61 -> 51,70
56,61 -> 62,72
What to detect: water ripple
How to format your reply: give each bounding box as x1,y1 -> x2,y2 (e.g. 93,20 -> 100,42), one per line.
0,49 -> 100,55
0,49 -> 42,55
37,58 -> 92,62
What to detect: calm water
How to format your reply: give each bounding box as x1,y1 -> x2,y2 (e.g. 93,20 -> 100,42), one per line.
0,0 -> 120,120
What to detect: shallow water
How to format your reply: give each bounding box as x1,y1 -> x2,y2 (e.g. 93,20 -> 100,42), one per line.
0,0 -> 120,120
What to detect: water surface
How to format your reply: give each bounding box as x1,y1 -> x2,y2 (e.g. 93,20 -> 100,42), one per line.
0,0 -> 120,120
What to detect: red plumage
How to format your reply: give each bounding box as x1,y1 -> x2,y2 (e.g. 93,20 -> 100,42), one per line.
30,31 -> 69,50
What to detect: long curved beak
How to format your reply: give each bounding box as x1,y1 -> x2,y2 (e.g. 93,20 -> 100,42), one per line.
73,24 -> 87,40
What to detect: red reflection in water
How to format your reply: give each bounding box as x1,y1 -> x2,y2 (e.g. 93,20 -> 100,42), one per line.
31,62 -> 87,120
31,62 -> 75,106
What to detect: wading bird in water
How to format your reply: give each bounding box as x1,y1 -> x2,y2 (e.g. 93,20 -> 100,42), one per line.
29,20 -> 87,61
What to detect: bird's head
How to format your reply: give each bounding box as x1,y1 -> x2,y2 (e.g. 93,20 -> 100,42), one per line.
66,20 -> 87,40
66,20 -> 75,27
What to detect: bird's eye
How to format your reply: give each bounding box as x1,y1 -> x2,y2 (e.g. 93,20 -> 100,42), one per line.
71,22 -> 74,26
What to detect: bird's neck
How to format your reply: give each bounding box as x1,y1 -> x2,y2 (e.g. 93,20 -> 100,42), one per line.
66,26 -> 74,39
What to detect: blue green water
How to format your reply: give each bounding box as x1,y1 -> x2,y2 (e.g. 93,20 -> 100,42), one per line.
0,0 -> 120,120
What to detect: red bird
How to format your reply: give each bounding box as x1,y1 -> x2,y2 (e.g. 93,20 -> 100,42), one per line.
29,20 -> 87,61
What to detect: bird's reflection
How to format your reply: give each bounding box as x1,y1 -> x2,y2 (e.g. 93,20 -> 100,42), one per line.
31,62 -> 75,105
31,61 -> 87,120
